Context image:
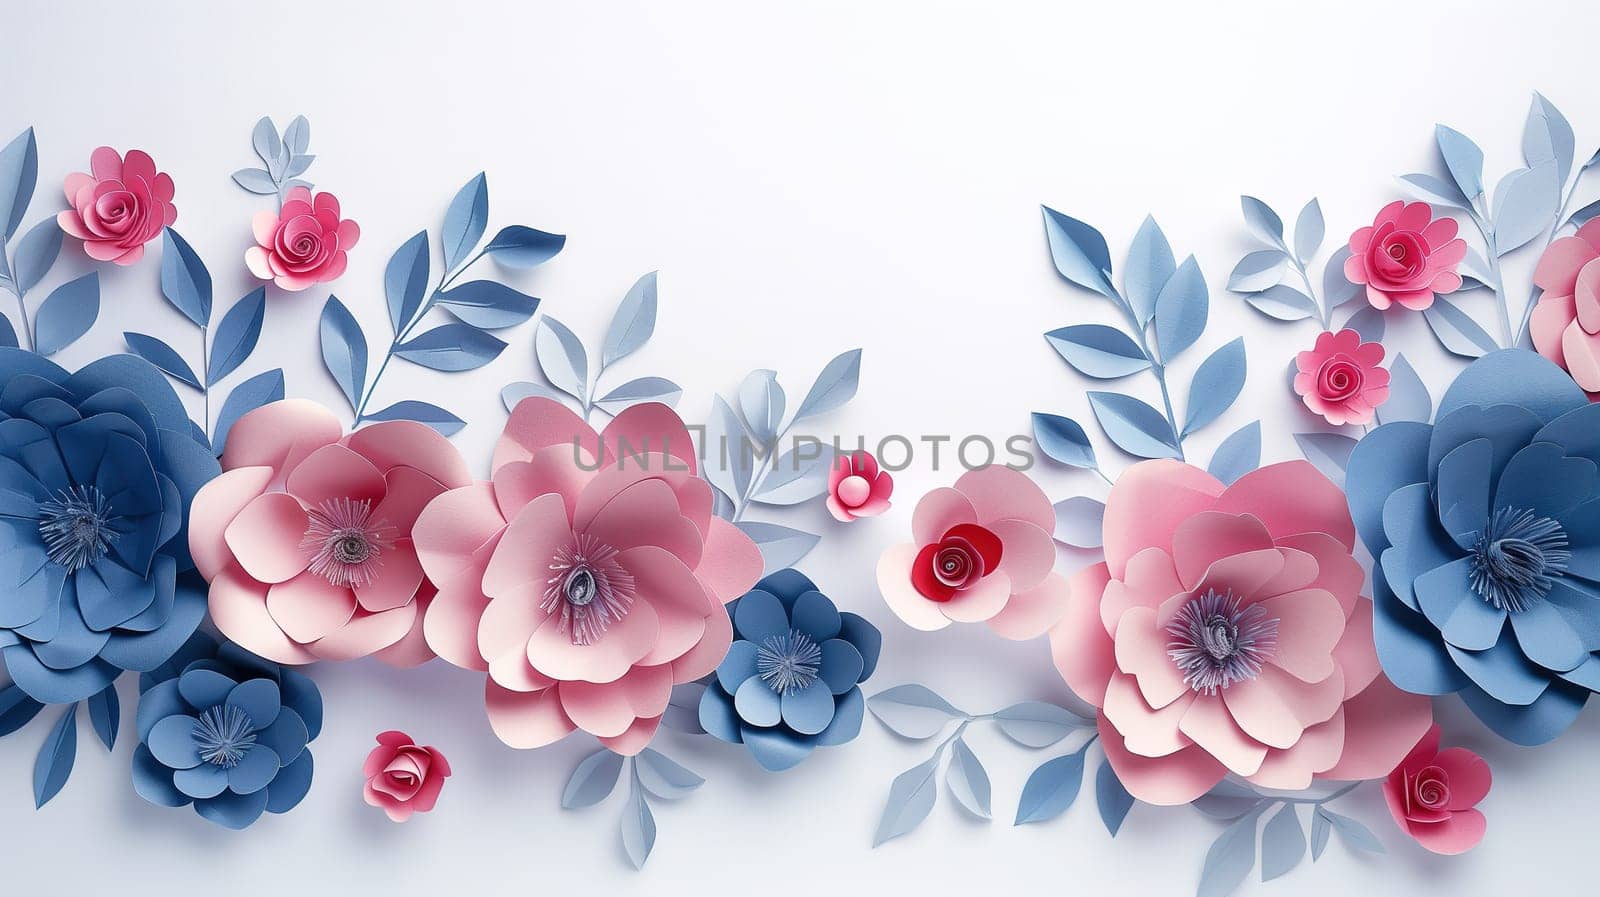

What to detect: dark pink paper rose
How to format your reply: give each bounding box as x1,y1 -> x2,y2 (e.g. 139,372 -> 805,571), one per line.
363,731 -> 450,823
1344,200 -> 1466,311
56,147 -> 177,265
245,186 -> 360,291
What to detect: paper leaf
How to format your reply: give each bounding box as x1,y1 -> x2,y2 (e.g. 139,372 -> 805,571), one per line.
1377,355 -> 1431,425
1032,412 -> 1098,469
734,521 -> 818,575
1088,391 -> 1180,459
1436,124 -> 1486,201
284,115 -> 311,154
33,703 -> 77,808
1123,215 -> 1175,325
1052,496 -> 1106,549
793,348 -> 862,421
1323,246 -> 1362,309
1183,337 -> 1246,436
442,172 -> 489,272
1044,324 -> 1150,379
993,701 -> 1090,748
593,377 -> 683,416
1154,256 -> 1207,359
86,684 -> 118,751
1095,761 -> 1135,836
661,682 -> 707,735
436,280 -> 540,330
1261,804 -> 1306,882
0,315 -> 14,349
251,116 -> 281,169
362,401 -> 465,436
157,228 -> 213,327
231,168 -> 277,195
13,217 -> 61,296
1227,249 -> 1287,293
1240,195 -> 1285,247
0,685 -> 44,737
946,737 -> 991,820
396,323 -> 507,372
1423,296 -> 1498,359
34,272 -> 99,357
484,224 -> 566,268
318,296 -> 367,414
1317,807 -> 1385,854
1196,807 -> 1263,897
124,332 -> 200,389
1293,198 -> 1324,264
561,748 -> 624,808
751,445 -> 833,506
705,394 -> 752,502
207,287 -> 267,385
601,271 -> 658,370
1310,807 -> 1331,860
214,368 -> 285,455
1293,432 -> 1358,487
621,784 -> 656,870
635,748 -> 703,801
1208,421 -> 1261,487
867,684 -> 964,740
0,127 -> 38,240
384,231 -> 431,335
1014,747 -> 1086,825
1194,784 -> 1264,820
1342,305 -> 1386,343
1040,206 -> 1116,299
874,754 -> 940,846
1523,92 -> 1575,186
1398,172 -> 1470,210
737,369 -> 785,446
535,316 -> 589,403
1491,163 -> 1559,255
500,380 -> 567,413
1243,284 -> 1318,322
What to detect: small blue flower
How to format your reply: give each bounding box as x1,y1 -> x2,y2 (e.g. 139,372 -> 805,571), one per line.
699,569 -> 881,771
132,632 -> 321,829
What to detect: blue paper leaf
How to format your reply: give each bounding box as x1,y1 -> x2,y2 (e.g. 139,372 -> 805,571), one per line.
1052,496 -> 1106,549
13,217 -> 61,296
1197,807 -> 1264,897
0,127 -> 38,240
1154,256 -> 1207,359
751,444 -> 833,506
602,271 -> 658,370
484,225 -> 566,269
867,684 -> 965,740
86,685 -> 118,751
734,521 -> 819,575
1014,747 -> 1086,825
535,316 -> 589,403
794,348 -> 862,421
1323,246 -> 1362,309
0,314 -> 14,349
1316,808 -> 1385,854
207,287 -> 267,385
362,401 -> 464,436
561,748 -> 624,808
1311,808 -> 1331,860
1123,215 -> 1175,325
385,231 -> 431,335
946,737 -> 991,820
123,332 -> 200,389
593,377 -> 682,416
1261,804 -> 1306,882
1491,163 -> 1560,255
158,229 -> 212,327
32,703 -> 77,808
1437,124 -> 1486,201
318,296 -> 367,414
214,368 -> 285,455
737,369 -> 785,446
662,682 -> 707,735
231,168 -> 277,195
499,380 -> 567,413
874,753 -> 940,846
0,685 -> 44,736
635,748 -> 704,801
1377,355 -> 1431,425
1342,305 -> 1386,343
1041,206 -> 1116,299
1183,337 -> 1246,436
994,701 -> 1090,747
1032,412 -> 1098,469
1088,392 -> 1180,459
1523,92 -> 1575,186
1044,324 -> 1150,379
436,280 -> 540,330
34,272 -> 99,356
1208,421 -> 1261,486
1240,195 -> 1285,247
251,116 -> 282,169
1227,249 -> 1287,292
442,172 -> 489,271
1293,432 -> 1359,487
284,115 -> 311,155
1243,284 -> 1318,322
1423,296 -> 1499,359
704,394 -> 752,502
396,323 -> 507,371
1293,198 -> 1324,265
1095,761 -> 1135,836
621,782 -> 656,870
285,154 -> 314,179
1398,172 -> 1470,210
1195,783 -> 1266,820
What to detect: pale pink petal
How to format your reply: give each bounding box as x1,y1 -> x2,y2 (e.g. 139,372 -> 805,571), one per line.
1222,668 -> 1309,750
493,397 -> 599,473
1099,715 -> 1225,806
1049,563 -> 1115,707
492,446 -> 593,522
1561,323 -> 1600,390
986,571 -> 1070,640
244,246 -> 274,280
1102,460 -> 1223,578
1530,293 -> 1577,365
597,715 -> 662,756
1407,809 -> 1486,855
600,402 -> 698,474
478,593 -> 551,675
251,209 -> 279,246
480,493 -> 572,601
1278,532 -> 1365,616
1179,693 -> 1268,776
266,571 -> 356,643
561,665 -> 673,738
422,543 -> 497,671
877,544 -> 954,632
353,545 -> 424,613
309,603 -> 417,661
1258,589 -> 1345,681
1331,601 -> 1382,699
576,477 -> 703,569
371,605 -> 436,667
1320,676 -> 1434,780
526,600 -> 660,684
347,421 -> 471,486
188,466 -> 273,580
485,684 -> 575,749
219,399 -> 343,480
1435,747 -> 1492,810
1114,606 -> 1191,709
225,492 -> 311,584
987,518 -> 1056,591
1103,672 -> 1194,758
1170,511 -> 1275,590
209,564 -> 318,665
489,643 -> 558,692
1101,547 -> 1184,635
1257,546 -> 1321,600
696,517 -> 763,604
370,465 -> 451,532
1211,461 -> 1354,548
910,487 -> 979,546
620,546 -> 714,665
287,443 -> 386,508
671,599 -> 733,682
1247,708 -> 1346,790
1191,549 -> 1287,609
412,483 -> 507,584
1534,235 -> 1600,293
954,465 -> 1054,530
940,572 -> 1012,623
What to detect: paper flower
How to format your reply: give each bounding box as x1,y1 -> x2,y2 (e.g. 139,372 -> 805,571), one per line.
132,634 -> 320,829
1382,724 -> 1490,855
244,186 -> 360,291
876,466 -> 1068,639
189,399 -> 470,665
1293,329 -> 1390,426
413,398 -> 763,755
1530,218 -> 1600,400
1343,200 -> 1466,311
1348,349 -> 1600,745
697,569 -> 881,770
56,147 -> 177,265
0,348 -> 218,704
827,450 -> 893,522
1051,459 -> 1432,805
363,730 -> 451,822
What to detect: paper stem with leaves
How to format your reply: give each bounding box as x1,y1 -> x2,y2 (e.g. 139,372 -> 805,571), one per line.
1192,779 -> 1383,897
231,115 -> 315,210
1229,195 -> 1367,336
0,127 -> 96,356
560,745 -> 705,870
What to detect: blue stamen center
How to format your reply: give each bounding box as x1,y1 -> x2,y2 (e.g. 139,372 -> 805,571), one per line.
756,630 -> 822,695
193,705 -> 257,768
1470,507 -> 1570,613
37,485 -> 117,572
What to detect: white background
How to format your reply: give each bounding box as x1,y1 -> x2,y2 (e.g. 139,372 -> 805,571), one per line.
0,1 -> 1595,894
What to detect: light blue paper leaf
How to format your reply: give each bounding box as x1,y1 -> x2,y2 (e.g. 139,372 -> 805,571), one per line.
284,115 -> 311,155
318,296 -> 367,413
33,703 -> 76,808
1261,804 -> 1306,882
752,444 -> 833,506
1226,249 -> 1287,292
384,231 -> 431,335
593,377 -> 682,416
874,754 -> 940,846
214,368 -> 285,455
1197,807 -> 1264,897
1095,761 -> 1135,836
1436,124 -> 1486,201
1311,808 -> 1331,860
535,316 -> 589,403
1342,305 -> 1386,343
794,348 -> 862,421
442,172 -> 489,272
86,685 -> 118,751
662,682 -> 707,735
484,225 -> 566,268
35,272 -> 99,356
1377,355 -> 1431,425
704,394 -> 752,502
867,684 -> 965,740
397,323 -> 507,372
0,127 -> 38,240
1323,246 -> 1361,309
0,685 -> 44,736
737,369 -> 785,446
1044,324 -> 1150,379
1041,206 -> 1116,299
1491,163 -> 1560,255
1293,432 -> 1358,487
436,280 -> 540,330
284,154 -> 314,179
124,332 -> 200,389
1088,392 -> 1180,459
1124,215 -> 1175,325
0,314 -> 15,349
1318,808 -> 1385,854
251,117 -> 281,169
734,521 -> 818,575
1398,173 -> 1469,210
13,217 -> 61,296
635,748 -> 703,800
207,287 -> 267,385
231,168 -> 278,195
1194,783 -> 1264,820
1293,198 -> 1324,265
1570,198 -> 1600,229
946,737 -> 991,820
1244,284 -> 1318,322
1183,337 -> 1246,436
158,229 -> 212,327
1052,496 -> 1105,549
500,380 -> 567,413
1423,296 -> 1499,358
1523,92 -> 1575,186
621,784 -> 656,870
1154,256 -> 1207,359
1208,421 -> 1261,486
1014,747 -> 1086,825
994,701 -> 1090,747
1240,195 -> 1285,247
1032,412 -> 1098,469
362,401 -> 465,436
602,271 -> 658,370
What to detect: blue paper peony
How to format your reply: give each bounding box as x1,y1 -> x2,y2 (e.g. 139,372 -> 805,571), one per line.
1348,349 -> 1600,745
0,349 -> 219,704
699,569 -> 881,771
132,632 -> 321,829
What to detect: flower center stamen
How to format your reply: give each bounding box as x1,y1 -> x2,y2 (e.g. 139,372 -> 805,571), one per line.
193,704 -> 257,768
37,485 -> 118,572
1469,507 -> 1570,613
302,497 -> 395,588
1166,589 -> 1279,694
756,629 -> 822,695
542,534 -> 636,646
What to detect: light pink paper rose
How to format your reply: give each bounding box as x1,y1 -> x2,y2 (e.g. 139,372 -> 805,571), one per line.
189,399 -> 471,665
56,147 -> 176,266
1292,328 -> 1390,426
363,731 -> 451,823
1529,218 -> 1600,399
1383,724 -> 1490,855
826,450 -> 893,522
412,398 -> 764,755
1051,460 -> 1433,805
245,186 -> 360,291
1344,200 -> 1466,311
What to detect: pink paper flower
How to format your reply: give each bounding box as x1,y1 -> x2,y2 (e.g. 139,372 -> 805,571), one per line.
876,466 -> 1069,639
188,400 -> 471,665
1383,725 -> 1490,855
245,186 -> 360,291
1050,460 -> 1433,805
827,450 -> 893,521
1344,200 -> 1467,311
1292,329 -> 1390,426
363,731 -> 451,823
1530,218 -> 1600,400
412,398 -> 763,755
56,147 -> 176,266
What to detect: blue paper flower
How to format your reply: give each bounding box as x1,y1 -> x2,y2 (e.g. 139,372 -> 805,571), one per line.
0,349 -> 219,704
132,632 -> 321,829
698,569 -> 881,771
1349,349 -> 1600,745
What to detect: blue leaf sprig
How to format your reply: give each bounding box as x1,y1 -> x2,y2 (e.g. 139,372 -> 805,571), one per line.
560,745 -> 705,870
1229,195 -> 1370,337
0,127 -> 93,355
231,115 -> 315,209
1192,780 -> 1383,897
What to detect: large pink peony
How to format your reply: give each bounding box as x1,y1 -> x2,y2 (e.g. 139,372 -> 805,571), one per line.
1530,218 -> 1600,400
412,398 -> 763,755
189,400 -> 471,665
245,186 -> 360,291
1051,460 -> 1432,805
1344,200 -> 1466,311
56,147 -> 177,265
